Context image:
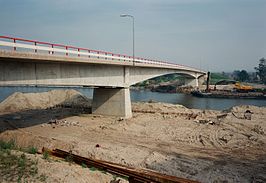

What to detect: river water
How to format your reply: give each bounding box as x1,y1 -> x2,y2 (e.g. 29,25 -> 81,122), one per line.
0,86 -> 265,110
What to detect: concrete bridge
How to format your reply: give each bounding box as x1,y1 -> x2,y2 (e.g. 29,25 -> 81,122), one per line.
0,36 -> 206,118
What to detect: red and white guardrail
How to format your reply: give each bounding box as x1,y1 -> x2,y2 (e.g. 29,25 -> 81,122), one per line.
0,36 -> 203,73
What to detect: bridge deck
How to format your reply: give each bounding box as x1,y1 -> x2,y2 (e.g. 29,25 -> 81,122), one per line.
0,35 -> 205,74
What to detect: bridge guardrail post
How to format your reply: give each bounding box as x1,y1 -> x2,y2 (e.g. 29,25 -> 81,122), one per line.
34,42 -> 37,53
13,39 -> 16,51
66,46 -> 68,56
52,44 -> 54,54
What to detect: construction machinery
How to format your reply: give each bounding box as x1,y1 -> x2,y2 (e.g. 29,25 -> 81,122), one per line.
234,82 -> 253,92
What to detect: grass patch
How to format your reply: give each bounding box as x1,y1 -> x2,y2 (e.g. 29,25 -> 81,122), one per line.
89,166 -> 97,171
0,140 -> 46,182
42,150 -> 50,160
81,162 -> 87,168
0,139 -> 16,150
99,169 -> 107,174
0,149 -> 39,182
89,166 -> 107,174
26,146 -> 38,154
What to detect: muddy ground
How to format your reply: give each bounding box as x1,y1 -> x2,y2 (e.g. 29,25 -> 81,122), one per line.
0,90 -> 265,183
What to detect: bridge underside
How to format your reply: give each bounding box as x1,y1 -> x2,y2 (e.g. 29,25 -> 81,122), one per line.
0,60 -> 202,88
0,52 -> 206,118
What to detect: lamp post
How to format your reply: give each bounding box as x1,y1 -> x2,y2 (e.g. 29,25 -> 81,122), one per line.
120,14 -> 135,65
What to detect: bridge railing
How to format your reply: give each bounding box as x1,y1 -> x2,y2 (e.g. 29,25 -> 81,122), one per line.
0,35 -> 202,72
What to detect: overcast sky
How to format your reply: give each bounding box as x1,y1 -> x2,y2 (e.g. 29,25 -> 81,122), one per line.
0,0 -> 265,72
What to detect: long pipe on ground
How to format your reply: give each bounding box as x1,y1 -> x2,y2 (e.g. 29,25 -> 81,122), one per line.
42,148 -> 200,183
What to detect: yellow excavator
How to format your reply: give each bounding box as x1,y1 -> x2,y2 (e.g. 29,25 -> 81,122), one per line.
234,82 -> 253,92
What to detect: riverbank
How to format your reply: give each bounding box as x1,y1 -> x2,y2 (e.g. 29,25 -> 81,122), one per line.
1,86 -> 266,111
191,90 -> 266,99
133,80 -> 266,95
0,90 -> 265,182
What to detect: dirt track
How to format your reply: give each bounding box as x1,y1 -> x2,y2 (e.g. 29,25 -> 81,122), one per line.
0,90 -> 265,183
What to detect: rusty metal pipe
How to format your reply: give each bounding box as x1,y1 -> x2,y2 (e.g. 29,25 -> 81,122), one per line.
42,148 -> 199,183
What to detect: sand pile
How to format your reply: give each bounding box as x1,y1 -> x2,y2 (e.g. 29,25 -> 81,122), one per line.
226,105 -> 265,114
132,102 -> 194,114
0,89 -> 91,113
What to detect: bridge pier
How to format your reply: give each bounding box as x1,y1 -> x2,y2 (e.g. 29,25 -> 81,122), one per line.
92,87 -> 132,118
184,78 -> 199,87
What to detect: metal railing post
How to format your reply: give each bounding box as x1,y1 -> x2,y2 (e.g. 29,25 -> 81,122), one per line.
52,44 -> 54,54
13,39 -> 16,51
34,42 -> 37,53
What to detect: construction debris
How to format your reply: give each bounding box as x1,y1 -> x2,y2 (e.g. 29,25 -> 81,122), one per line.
244,110 -> 252,120
47,119 -> 81,127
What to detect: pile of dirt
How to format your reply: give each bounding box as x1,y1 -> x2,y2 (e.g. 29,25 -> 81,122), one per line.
226,105 -> 265,114
132,102 -> 194,114
0,90 -> 265,182
0,90 -> 91,114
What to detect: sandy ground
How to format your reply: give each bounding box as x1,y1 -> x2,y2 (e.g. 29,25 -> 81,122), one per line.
0,90 -> 265,183
0,150 -> 127,183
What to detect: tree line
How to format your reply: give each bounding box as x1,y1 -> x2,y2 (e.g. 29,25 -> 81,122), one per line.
233,58 -> 265,84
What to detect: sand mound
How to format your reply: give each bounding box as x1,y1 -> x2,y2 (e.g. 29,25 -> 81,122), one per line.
132,102 -> 192,113
0,89 -> 91,113
226,105 -> 266,114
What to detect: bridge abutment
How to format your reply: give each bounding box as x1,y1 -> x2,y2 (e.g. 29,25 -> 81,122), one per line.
92,87 -> 132,118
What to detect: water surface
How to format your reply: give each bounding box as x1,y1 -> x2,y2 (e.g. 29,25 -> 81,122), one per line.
0,86 -> 265,110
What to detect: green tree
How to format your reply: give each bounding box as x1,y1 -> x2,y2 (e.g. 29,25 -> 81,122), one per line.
255,58 -> 266,84
238,70 -> 249,82
233,70 -> 249,82
233,70 -> 240,80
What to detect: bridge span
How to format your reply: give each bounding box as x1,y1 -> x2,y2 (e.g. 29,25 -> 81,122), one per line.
0,36 -> 206,118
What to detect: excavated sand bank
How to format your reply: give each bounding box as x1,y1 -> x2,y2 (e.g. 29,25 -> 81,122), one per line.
0,89 -> 91,114
0,90 -> 265,183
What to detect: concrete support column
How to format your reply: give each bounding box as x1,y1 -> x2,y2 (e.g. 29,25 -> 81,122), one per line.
195,78 -> 199,87
92,87 -> 132,118
198,76 -> 205,88
184,78 -> 197,87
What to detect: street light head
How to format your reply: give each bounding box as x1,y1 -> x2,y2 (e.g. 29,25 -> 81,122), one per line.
120,14 -> 128,17
120,14 -> 134,18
